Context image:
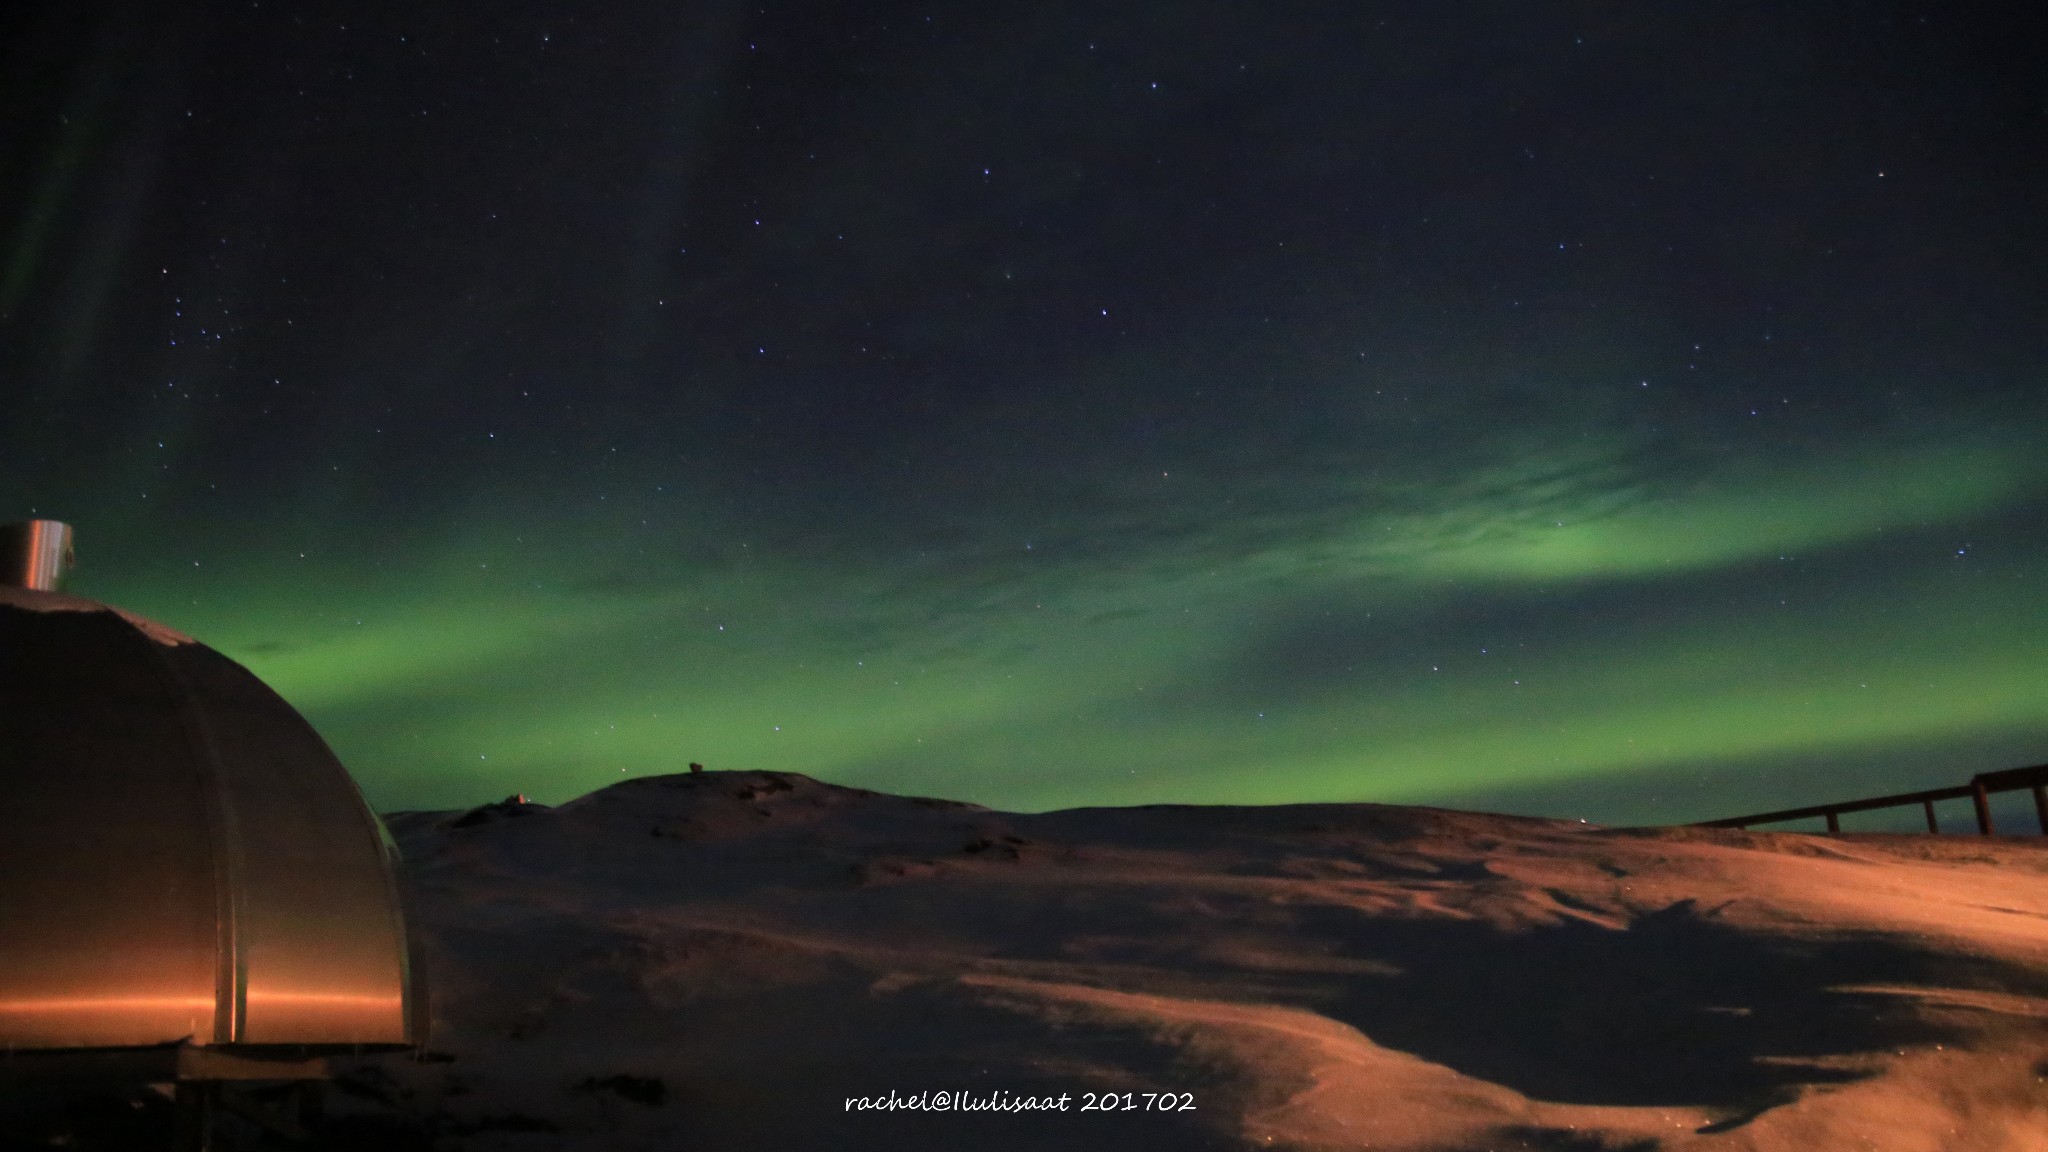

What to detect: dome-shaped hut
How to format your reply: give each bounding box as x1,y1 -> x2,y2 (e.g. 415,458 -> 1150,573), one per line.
0,521 -> 424,1094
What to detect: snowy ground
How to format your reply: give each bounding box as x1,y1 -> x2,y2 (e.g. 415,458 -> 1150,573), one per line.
325,770 -> 2048,1151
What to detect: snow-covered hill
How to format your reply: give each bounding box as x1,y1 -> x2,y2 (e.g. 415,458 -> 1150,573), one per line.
338,770 -> 2048,1150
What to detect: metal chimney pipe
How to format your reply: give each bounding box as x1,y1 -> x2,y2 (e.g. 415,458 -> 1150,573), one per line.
1,520 -> 76,591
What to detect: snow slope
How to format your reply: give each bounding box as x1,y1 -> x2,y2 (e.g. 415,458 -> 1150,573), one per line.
339,770 -> 2048,1151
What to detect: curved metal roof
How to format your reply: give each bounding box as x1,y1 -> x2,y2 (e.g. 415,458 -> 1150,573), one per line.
0,585 -> 423,1051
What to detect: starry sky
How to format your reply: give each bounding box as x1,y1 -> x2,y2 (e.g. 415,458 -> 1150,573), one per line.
4,1 -> 2044,825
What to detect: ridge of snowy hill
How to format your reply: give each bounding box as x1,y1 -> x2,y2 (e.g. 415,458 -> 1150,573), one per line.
339,770 -> 2048,1151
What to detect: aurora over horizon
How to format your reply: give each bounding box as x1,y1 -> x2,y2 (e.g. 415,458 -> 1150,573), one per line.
3,3 -> 2043,825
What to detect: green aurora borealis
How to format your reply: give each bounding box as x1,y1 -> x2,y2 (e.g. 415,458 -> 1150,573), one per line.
5,3 -> 2045,824
51,416 -> 2048,825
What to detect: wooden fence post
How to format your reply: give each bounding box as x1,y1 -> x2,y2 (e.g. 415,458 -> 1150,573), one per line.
1972,780 -> 1995,835
1922,799 -> 1939,833
2032,785 -> 2048,835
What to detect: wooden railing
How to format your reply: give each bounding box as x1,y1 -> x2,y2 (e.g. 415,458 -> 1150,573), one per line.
1695,762 -> 2048,835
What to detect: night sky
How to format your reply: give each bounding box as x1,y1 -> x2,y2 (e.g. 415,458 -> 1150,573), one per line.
4,2 -> 2044,824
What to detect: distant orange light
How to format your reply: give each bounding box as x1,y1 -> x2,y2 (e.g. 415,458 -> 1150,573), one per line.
0,996 -> 214,1015
244,992 -> 404,1009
